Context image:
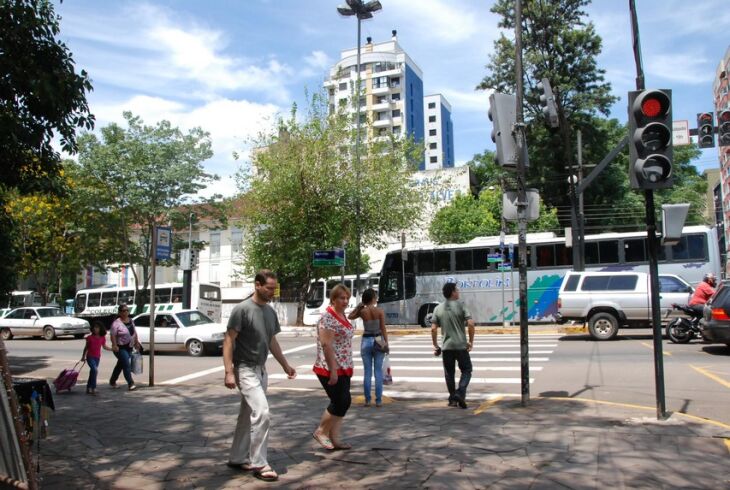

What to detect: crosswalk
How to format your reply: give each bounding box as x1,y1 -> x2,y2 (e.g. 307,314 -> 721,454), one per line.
270,334 -> 559,400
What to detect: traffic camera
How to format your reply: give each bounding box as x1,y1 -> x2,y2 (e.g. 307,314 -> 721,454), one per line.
718,109 -> 730,147
628,89 -> 673,190
537,78 -> 559,128
696,112 -> 715,148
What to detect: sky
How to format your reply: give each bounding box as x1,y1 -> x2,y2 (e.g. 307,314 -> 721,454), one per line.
53,0 -> 730,198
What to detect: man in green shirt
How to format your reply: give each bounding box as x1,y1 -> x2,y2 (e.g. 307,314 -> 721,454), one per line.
431,282 -> 475,409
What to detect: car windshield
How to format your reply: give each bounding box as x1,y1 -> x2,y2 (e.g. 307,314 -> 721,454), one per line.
36,308 -> 64,318
176,311 -> 214,327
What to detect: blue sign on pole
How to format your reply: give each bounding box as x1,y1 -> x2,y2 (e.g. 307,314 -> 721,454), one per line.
156,226 -> 172,260
313,248 -> 345,267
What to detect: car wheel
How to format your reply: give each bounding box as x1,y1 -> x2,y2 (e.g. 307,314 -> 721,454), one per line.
666,319 -> 692,344
0,328 -> 12,341
74,334 -> 85,339
43,326 -> 56,341
418,304 -> 437,328
186,339 -> 205,357
588,312 -> 619,340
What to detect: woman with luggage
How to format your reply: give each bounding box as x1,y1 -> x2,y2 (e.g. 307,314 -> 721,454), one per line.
81,321 -> 111,395
109,304 -> 141,391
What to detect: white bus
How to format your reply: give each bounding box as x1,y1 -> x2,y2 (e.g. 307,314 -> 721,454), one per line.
73,282 -> 223,326
5,291 -> 60,308
377,226 -> 722,327
303,274 -> 380,326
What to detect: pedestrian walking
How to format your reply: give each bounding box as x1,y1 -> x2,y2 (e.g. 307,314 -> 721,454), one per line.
431,282 -> 474,409
313,284 -> 354,450
223,270 -> 296,483
109,304 -> 141,391
348,288 -> 388,407
81,321 -> 111,395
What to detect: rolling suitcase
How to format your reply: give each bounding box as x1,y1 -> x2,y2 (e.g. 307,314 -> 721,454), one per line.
52,361 -> 84,393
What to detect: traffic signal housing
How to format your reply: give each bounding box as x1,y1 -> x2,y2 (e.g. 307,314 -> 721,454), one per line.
628,89 -> 673,190
488,93 -> 527,167
537,78 -> 559,128
697,112 -> 715,148
718,109 -> 730,147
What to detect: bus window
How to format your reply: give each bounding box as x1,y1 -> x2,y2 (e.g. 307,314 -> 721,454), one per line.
686,234 -> 707,260
171,287 -> 183,303
118,290 -> 134,305
455,250 -> 473,271
101,291 -> 118,306
74,293 -> 87,314
200,284 -> 221,301
472,248 -> 489,271
416,251 -> 434,273
536,244 -> 555,267
555,243 -> 572,266
599,240 -> 619,264
624,239 -> 646,262
434,251 -> 450,272
585,242 -> 599,265
87,293 -> 101,307
155,288 -> 172,304
306,281 -> 325,308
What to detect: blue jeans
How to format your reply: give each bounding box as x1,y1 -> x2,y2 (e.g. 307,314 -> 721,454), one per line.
360,336 -> 385,404
86,357 -> 100,390
110,347 -> 134,387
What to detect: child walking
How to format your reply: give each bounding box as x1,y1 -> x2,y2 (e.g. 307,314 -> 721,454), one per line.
81,322 -> 111,395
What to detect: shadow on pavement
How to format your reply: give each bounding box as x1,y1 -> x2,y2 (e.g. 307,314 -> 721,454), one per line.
700,344 -> 730,356
7,355 -> 52,375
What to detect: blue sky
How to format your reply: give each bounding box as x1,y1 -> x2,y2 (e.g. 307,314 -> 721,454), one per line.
54,0 -> 730,197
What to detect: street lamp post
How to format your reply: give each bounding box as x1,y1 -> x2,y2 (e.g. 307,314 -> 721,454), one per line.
337,0 -> 382,296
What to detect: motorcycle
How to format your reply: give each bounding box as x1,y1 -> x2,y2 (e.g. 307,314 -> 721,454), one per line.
665,303 -> 704,344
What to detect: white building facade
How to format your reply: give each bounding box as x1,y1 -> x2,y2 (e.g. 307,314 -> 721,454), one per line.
423,94 -> 455,170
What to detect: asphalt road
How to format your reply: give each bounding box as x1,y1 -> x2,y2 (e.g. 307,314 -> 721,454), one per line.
5,328 -> 730,424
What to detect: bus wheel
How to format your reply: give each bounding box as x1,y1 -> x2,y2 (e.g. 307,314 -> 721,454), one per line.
186,339 -> 205,357
0,328 -> 12,341
418,305 -> 437,329
43,326 -> 56,341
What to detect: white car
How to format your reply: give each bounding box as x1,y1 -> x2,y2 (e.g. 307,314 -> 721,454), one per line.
133,310 -> 226,357
0,307 -> 90,341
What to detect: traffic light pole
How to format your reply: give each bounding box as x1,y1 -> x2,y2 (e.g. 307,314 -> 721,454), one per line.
629,0 -> 666,420
514,0 -> 530,407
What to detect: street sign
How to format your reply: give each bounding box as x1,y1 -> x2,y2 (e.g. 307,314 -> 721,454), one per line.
313,248 -> 345,267
156,226 -> 172,260
508,243 -> 514,261
498,262 -> 512,272
672,120 -> 690,146
487,253 -> 503,263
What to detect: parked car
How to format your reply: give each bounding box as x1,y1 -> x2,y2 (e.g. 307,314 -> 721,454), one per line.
0,308 -> 11,318
702,280 -> 730,347
133,310 -> 226,356
557,271 -> 694,340
0,307 -> 90,341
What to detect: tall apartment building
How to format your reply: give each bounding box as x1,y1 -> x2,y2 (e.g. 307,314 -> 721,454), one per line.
424,94 -> 454,170
324,31 -> 427,166
712,45 -> 730,267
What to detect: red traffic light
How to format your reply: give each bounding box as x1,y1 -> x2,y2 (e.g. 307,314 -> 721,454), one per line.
634,90 -> 670,120
641,98 -> 662,118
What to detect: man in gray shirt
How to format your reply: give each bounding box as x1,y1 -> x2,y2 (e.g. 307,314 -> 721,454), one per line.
223,270 -> 296,482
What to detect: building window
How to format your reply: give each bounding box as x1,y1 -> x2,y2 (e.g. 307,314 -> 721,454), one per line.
429,142 -> 437,149
430,156 -> 438,163
390,77 -> 400,88
428,102 -> 436,109
429,129 -> 437,136
392,126 -> 401,136
209,232 -> 221,260
392,109 -> 401,118
428,115 -> 436,123
377,95 -> 387,104
377,111 -> 389,121
378,128 -> 389,136
338,82 -> 347,91
231,228 -> 243,255
373,76 -> 388,89
391,93 -> 401,101
329,88 -> 335,97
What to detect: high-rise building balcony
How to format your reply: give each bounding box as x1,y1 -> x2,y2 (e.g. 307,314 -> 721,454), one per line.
371,100 -> 390,111
371,85 -> 390,95
373,117 -> 392,128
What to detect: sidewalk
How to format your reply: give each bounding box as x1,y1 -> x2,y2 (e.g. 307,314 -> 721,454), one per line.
37,384 -> 729,489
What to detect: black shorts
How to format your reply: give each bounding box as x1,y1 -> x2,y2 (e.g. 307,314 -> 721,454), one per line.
316,374 -> 352,417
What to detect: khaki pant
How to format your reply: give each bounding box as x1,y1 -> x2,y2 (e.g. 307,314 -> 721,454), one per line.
229,364 -> 270,467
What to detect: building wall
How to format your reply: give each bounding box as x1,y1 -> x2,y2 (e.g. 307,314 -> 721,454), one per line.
404,63 -> 424,157
423,94 -> 454,170
712,45 -> 730,259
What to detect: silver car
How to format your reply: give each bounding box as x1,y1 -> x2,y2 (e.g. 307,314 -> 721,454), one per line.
0,307 -> 90,341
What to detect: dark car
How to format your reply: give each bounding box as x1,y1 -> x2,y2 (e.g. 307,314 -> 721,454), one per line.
702,280 -> 730,347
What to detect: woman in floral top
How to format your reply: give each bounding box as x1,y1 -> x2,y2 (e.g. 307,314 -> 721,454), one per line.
312,284 -> 354,450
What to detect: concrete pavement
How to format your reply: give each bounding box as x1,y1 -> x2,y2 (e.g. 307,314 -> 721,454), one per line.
36,382 -> 730,489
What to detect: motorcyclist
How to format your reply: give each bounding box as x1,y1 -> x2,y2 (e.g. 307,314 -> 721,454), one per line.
688,273 -> 717,316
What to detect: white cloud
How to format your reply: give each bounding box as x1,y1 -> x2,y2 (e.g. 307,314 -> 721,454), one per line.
304,50 -> 332,70
439,88 -> 492,113
386,0 -> 480,43
646,54 -> 712,84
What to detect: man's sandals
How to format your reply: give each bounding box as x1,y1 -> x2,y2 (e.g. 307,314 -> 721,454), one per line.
226,462 -> 278,482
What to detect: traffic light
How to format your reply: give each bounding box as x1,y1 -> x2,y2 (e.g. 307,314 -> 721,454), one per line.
189,249 -> 199,269
488,93 -> 527,167
537,78 -> 559,128
718,109 -> 730,147
697,112 -> 715,148
628,89 -> 673,190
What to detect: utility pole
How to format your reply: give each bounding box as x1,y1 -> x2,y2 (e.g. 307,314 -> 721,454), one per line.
149,226 -> 156,387
182,213 -> 194,310
514,0 -> 530,407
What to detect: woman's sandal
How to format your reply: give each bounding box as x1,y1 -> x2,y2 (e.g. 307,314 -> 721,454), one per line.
312,432 -> 335,450
253,466 -> 278,482
332,441 -> 352,450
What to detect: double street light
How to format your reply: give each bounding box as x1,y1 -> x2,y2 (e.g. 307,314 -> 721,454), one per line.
337,0 -> 382,296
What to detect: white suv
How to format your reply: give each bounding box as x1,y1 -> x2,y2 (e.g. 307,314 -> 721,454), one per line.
557,271 -> 693,340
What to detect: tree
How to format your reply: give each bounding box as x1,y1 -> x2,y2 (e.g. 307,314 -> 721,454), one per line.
73,112 -> 219,305
237,93 -> 424,324
429,187 -> 560,244
0,0 -> 93,296
478,0 -> 617,218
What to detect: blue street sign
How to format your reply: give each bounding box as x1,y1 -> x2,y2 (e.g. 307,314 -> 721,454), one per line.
487,253 -> 503,263
313,248 -> 345,267
156,226 -> 172,260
